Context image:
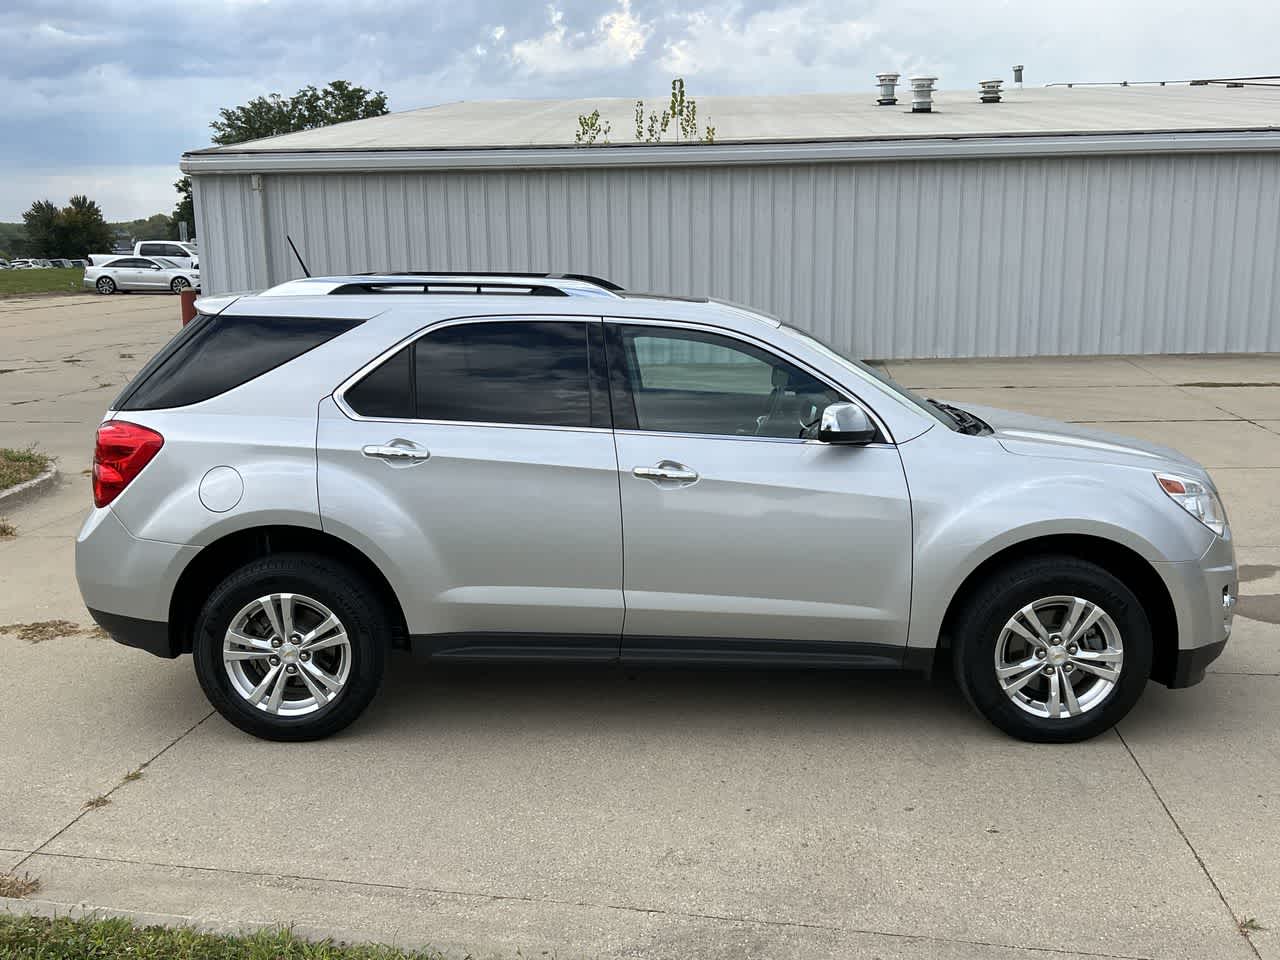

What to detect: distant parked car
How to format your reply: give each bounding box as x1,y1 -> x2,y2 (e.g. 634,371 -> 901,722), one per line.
84,256 -> 200,294
9,258 -> 44,269
48,258 -> 74,268
134,240 -> 198,270
70,259 -> 87,268
0,258 -> 10,270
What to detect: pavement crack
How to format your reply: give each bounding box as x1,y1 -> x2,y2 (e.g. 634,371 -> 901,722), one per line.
24,849 -> 1159,960
1115,728 -> 1262,959
11,710 -> 215,873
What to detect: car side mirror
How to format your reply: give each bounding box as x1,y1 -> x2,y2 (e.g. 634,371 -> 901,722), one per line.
818,402 -> 877,445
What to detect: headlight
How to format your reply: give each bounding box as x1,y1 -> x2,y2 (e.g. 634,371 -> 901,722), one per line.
1156,472 -> 1228,537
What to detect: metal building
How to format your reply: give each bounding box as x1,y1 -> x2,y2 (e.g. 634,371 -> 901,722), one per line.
181,85 -> 1280,359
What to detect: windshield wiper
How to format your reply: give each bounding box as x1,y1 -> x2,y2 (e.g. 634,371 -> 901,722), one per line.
927,399 -> 990,436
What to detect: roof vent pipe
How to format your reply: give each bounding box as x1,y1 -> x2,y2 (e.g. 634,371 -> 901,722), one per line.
979,79 -> 1003,103
909,76 -> 937,113
1012,64 -> 1024,89
876,72 -> 900,106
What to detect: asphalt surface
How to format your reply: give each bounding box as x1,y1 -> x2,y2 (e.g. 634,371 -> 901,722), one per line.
1,292 -> 1278,960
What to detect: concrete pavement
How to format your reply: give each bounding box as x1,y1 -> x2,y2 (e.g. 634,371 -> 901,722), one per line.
1,293 -> 1277,959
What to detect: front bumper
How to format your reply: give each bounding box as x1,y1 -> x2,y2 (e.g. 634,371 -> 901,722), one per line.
1166,638 -> 1229,688
1153,531 -> 1236,688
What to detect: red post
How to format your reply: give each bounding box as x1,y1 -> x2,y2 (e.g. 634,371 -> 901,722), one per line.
179,288 -> 197,326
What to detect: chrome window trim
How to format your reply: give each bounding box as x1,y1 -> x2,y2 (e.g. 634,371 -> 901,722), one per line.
604,315 -> 896,445
333,311 -> 895,444
333,314 -> 604,429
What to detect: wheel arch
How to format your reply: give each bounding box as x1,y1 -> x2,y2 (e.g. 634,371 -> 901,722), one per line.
932,533 -> 1179,686
168,524 -> 409,656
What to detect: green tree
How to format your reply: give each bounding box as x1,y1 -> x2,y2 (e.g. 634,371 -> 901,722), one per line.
21,196 -> 113,258
171,177 -> 194,239
22,200 -> 61,258
210,80 -> 389,146
61,195 -> 114,257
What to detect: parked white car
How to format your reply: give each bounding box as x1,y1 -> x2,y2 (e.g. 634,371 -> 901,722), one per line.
134,240 -> 198,270
9,258 -> 47,269
84,256 -> 200,294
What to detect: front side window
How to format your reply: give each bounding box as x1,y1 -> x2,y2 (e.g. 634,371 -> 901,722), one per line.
343,319 -> 603,428
139,244 -> 161,256
609,324 -> 843,439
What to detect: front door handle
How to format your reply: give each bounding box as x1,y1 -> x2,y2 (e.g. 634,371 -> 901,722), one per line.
362,441 -> 430,464
633,461 -> 699,485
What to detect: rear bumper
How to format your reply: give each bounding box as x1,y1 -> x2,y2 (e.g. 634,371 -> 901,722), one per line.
75,506 -> 196,655
87,607 -> 176,658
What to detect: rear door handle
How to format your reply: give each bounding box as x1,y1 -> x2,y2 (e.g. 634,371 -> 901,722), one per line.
633,461 -> 699,485
362,441 -> 430,464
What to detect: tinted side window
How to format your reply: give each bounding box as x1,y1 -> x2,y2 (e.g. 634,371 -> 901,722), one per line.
415,321 -> 590,427
344,346 -> 412,418
115,315 -> 362,411
609,325 -> 842,438
138,244 -> 161,256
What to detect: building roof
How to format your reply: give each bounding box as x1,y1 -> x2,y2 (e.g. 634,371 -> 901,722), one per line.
183,85 -> 1280,174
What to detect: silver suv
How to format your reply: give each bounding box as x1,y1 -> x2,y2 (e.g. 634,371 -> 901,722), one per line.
76,273 -> 1236,742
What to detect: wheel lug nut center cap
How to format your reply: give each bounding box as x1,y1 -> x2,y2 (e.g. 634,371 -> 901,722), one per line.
1046,645 -> 1069,667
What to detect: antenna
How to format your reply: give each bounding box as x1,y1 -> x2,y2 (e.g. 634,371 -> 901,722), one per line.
286,234 -> 311,278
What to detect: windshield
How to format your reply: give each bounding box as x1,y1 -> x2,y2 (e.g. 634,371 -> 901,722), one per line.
779,325 -> 962,431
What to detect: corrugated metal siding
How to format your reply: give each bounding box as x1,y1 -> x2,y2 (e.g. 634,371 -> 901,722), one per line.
194,153 -> 1280,358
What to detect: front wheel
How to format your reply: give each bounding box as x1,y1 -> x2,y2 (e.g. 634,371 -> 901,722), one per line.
171,276 -> 190,293
952,556 -> 1153,743
193,553 -> 389,741
95,276 -> 116,294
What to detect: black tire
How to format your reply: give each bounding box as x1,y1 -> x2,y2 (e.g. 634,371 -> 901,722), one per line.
193,553 -> 388,741
170,277 -> 190,293
951,555 -> 1153,743
95,276 -> 115,294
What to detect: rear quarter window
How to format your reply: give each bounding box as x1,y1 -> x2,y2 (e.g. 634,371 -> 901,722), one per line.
113,314 -> 362,411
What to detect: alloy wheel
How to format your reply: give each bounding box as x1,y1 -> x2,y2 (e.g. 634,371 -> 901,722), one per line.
993,595 -> 1124,719
222,593 -> 351,717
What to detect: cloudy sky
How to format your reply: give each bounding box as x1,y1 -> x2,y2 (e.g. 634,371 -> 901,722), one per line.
1,0 -> 1275,220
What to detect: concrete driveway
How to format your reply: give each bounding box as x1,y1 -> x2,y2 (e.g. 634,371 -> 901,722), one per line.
1,293 -> 1277,960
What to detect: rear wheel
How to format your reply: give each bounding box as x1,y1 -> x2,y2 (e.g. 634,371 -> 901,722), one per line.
95,276 -> 115,294
192,553 -> 388,741
170,276 -> 190,293
952,556 -> 1153,743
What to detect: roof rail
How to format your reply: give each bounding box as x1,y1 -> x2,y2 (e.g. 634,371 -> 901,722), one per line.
257,272 -> 624,299
361,271 -> 624,291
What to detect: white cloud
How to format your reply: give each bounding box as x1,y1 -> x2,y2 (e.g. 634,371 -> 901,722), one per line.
0,166 -> 179,222
510,1 -> 652,75
660,4 -> 879,80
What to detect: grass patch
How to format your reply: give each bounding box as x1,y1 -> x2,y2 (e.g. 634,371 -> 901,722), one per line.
0,873 -> 40,898
0,620 -> 83,643
82,795 -> 111,811
0,267 -> 85,298
1240,916 -> 1267,934
0,915 -> 448,958
0,447 -> 51,493
0,518 -> 14,539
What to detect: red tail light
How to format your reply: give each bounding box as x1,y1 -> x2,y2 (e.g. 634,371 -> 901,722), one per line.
93,421 -> 164,507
